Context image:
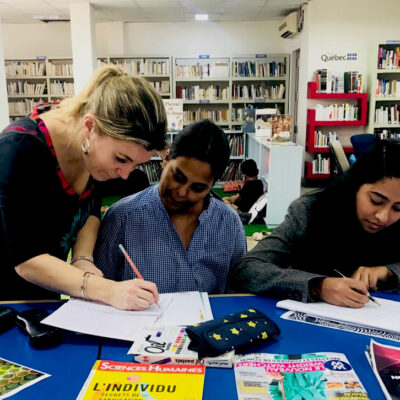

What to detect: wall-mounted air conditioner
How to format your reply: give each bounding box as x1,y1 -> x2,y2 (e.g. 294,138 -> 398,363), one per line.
278,11 -> 298,39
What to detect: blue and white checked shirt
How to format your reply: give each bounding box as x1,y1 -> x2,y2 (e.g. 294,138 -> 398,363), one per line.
94,185 -> 247,294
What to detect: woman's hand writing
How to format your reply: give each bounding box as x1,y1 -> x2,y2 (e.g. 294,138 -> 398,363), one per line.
351,266 -> 392,291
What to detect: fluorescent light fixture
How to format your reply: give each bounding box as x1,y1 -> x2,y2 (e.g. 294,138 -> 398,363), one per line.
195,14 -> 209,21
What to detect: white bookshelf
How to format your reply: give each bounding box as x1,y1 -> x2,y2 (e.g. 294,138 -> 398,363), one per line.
246,135 -> 302,227
5,57 -> 75,121
100,56 -> 172,98
369,43 -> 400,139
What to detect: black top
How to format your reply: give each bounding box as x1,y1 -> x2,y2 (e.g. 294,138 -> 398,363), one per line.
235,179 -> 264,213
0,107 -> 100,300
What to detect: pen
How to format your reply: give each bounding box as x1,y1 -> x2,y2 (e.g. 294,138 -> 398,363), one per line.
118,244 -> 159,307
333,269 -> 382,306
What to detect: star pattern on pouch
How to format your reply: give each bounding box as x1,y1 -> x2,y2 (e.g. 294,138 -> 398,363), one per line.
231,328 -> 240,335
240,314 -> 248,318
261,331 -> 268,339
248,321 -> 256,328
212,333 -> 222,340
248,309 -> 256,313
223,319 -> 229,323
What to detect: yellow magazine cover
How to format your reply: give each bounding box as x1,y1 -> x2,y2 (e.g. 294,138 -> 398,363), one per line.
77,360 -> 205,400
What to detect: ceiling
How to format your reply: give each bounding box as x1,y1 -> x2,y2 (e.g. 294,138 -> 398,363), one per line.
0,0 -> 306,24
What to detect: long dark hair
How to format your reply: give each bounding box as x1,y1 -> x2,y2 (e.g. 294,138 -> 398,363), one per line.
169,120 -> 230,182
309,139 -> 400,231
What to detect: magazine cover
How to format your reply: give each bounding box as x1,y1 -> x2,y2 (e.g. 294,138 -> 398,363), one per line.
369,339 -> 400,400
270,114 -> 291,142
0,357 -> 50,399
254,108 -> 277,138
234,352 -> 369,400
77,360 -> 205,400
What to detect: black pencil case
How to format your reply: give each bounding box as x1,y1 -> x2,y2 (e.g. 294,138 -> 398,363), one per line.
186,308 -> 280,358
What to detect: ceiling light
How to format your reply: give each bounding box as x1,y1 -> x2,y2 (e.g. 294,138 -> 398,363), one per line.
195,14 -> 209,21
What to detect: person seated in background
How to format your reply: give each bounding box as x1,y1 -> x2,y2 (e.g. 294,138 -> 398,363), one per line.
94,120 -> 246,308
229,140 -> 400,308
224,159 -> 264,213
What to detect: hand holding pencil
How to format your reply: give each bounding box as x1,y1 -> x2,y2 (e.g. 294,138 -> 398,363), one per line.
116,244 -> 160,310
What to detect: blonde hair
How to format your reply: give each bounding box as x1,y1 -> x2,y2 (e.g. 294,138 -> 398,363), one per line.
59,66 -> 167,150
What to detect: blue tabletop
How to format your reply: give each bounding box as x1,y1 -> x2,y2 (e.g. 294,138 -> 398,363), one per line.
1,294 -> 399,399
0,302 -> 100,400
98,293 -> 400,400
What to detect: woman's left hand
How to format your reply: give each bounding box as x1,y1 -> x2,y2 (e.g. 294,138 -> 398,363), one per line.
351,266 -> 392,291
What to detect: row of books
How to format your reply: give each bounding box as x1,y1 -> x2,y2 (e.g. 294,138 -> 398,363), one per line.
176,85 -> 229,100
8,99 -> 41,115
377,129 -> 400,140
220,161 -> 242,182
313,69 -> 364,93
227,135 -> 244,156
49,81 -> 74,96
232,83 -> 285,100
231,107 -> 245,123
375,104 -> 400,125
231,60 -> 287,78
148,80 -> 170,94
110,59 -> 170,75
313,130 -> 339,148
315,103 -> 360,121
48,63 -> 73,76
376,78 -> 400,97
140,161 -> 162,183
183,109 -> 228,124
175,62 -> 230,79
7,81 -> 46,95
312,154 -> 330,174
378,46 -> 400,69
5,61 -> 46,77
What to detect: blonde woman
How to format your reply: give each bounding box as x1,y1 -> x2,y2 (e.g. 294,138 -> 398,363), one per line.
0,66 -> 167,309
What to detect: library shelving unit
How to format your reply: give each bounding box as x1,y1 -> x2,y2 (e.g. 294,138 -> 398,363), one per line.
230,54 -> 290,128
246,136 -> 302,227
368,43 -> 400,138
174,56 -> 231,128
5,57 -> 74,121
108,56 -> 172,98
305,81 -> 368,181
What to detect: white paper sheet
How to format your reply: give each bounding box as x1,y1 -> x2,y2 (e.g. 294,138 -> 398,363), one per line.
277,297 -> 400,333
41,292 -> 212,341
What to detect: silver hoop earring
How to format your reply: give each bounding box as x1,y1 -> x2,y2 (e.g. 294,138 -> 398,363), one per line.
81,138 -> 90,155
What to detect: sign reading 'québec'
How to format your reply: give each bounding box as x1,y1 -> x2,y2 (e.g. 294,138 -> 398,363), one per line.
321,53 -> 357,62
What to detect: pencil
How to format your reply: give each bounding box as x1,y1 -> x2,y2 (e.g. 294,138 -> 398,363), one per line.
119,244 -> 143,279
333,269 -> 382,306
118,244 -> 159,307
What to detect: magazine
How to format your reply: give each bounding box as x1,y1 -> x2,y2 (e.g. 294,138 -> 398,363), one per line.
367,339 -> 400,400
0,357 -> 50,399
76,360 -> 205,400
234,352 -> 369,400
162,99 -> 183,132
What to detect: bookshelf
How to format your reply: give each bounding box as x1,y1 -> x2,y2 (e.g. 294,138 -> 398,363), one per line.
246,135 -> 302,226
368,43 -> 400,139
305,81 -> 368,181
173,54 -> 290,130
107,56 -> 172,98
5,57 -> 74,121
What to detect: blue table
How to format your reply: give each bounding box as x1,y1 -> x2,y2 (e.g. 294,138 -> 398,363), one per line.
1,294 -> 399,399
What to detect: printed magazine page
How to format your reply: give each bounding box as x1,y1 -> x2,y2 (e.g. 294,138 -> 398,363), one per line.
234,352 -> 369,400
77,360 -> 205,400
0,357 -> 50,399
369,339 -> 400,400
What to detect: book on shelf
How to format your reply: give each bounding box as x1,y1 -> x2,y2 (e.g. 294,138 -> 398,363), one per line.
312,154 -> 330,175
313,69 -> 363,93
366,339 -> 400,400
315,103 -> 359,121
227,134 -> 244,156
344,71 -> 363,93
220,161 -> 242,182
313,130 -> 338,148
77,360 -> 205,400
376,78 -> 400,97
234,352 -> 369,400
270,114 -> 291,142
375,104 -> 399,125
378,46 -> 400,69
232,60 -> 286,78
254,108 -> 277,138
163,99 -> 183,132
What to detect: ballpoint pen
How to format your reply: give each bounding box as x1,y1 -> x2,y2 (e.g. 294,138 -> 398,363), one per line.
333,269 -> 382,306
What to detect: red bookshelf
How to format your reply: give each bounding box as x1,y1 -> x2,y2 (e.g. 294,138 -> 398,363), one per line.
305,81 -> 368,180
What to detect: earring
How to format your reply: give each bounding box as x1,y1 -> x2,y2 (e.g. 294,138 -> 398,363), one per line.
81,138 -> 90,155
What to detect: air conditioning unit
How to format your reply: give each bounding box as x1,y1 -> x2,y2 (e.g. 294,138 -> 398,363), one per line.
279,11 -> 298,38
